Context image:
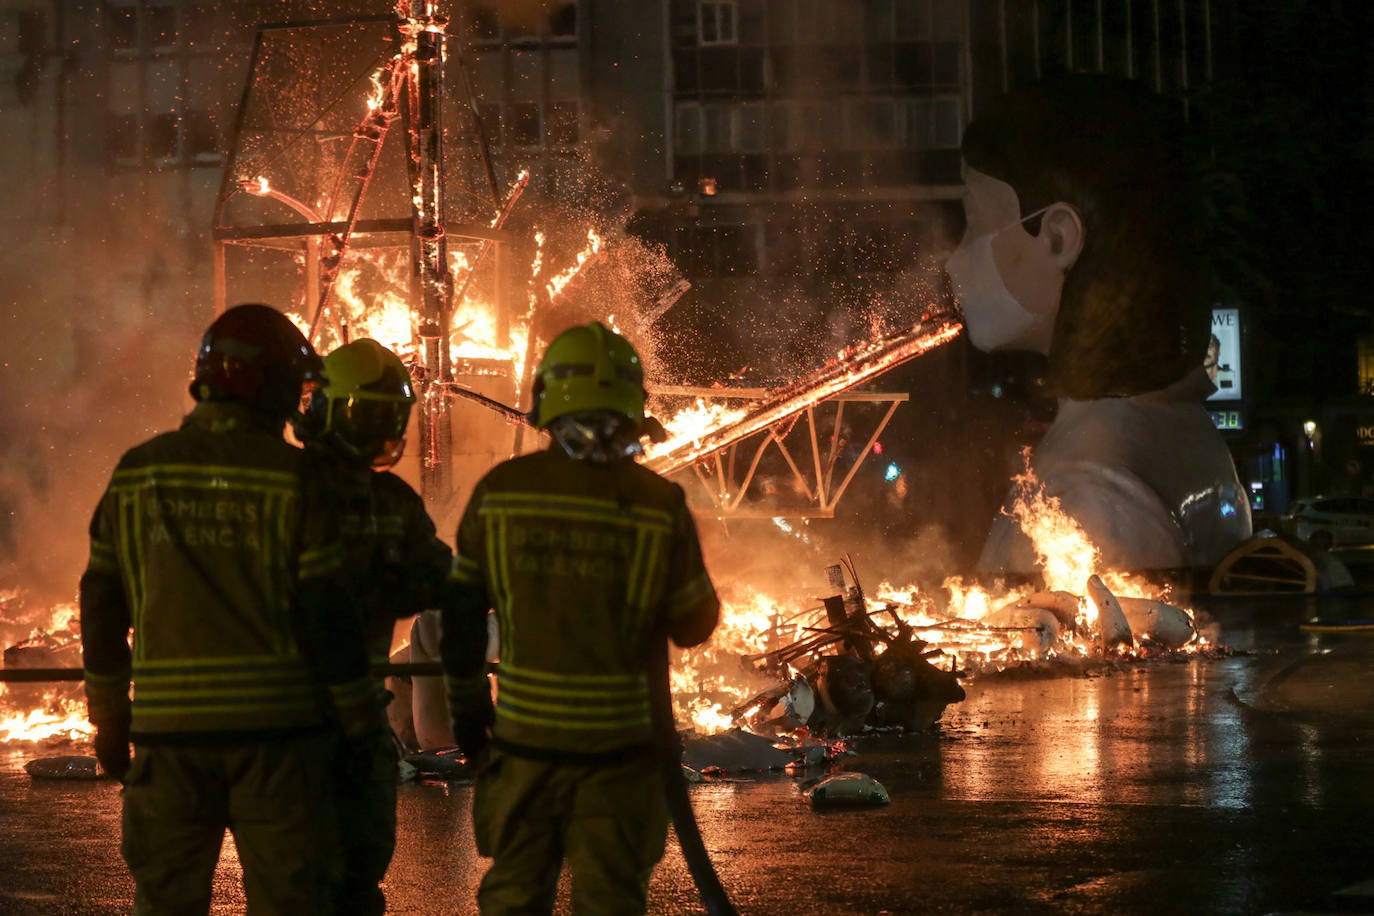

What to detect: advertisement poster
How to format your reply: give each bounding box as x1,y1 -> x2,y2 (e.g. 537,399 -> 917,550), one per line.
1206,307 -> 1242,402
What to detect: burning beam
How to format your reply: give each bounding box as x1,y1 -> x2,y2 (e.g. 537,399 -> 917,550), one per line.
643,314 -> 963,476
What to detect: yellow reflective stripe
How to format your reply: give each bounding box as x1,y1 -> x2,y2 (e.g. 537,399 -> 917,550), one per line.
498,679 -> 647,702
133,669 -> 312,684
84,673 -> 130,701
624,526 -> 648,613
299,543 -> 344,579
449,552 -> 482,585
133,703 -> 318,717
135,680 -> 309,694
481,492 -> 672,525
488,510 -> 515,667
133,655 -> 305,670
499,662 -> 643,686
497,705 -> 651,731
111,464 -> 298,486
118,488 -> 146,639
638,530 -> 665,610
668,570 -> 715,616
110,480 -> 297,500
499,694 -> 648,718
480,504 -> 671,533
135,685 -> 316,700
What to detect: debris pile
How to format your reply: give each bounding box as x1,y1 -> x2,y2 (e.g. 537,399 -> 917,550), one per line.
728,559 -> 966,740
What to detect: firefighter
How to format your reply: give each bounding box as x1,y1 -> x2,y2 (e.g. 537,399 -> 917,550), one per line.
440,321 -> 720,914
296,337 -> 452,915
80,303 -> 380,914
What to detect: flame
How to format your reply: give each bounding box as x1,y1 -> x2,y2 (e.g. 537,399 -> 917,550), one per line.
1004,448 -> 1098,594
365,56 -> 398,112
546,228 -> 602,301
653,399 -> 748,459
0,686 -> 93,744
1,598 -> 95,745
670,459 -> 1204,734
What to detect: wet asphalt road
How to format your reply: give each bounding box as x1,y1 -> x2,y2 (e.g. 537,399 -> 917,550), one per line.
2,596 -> 1373,915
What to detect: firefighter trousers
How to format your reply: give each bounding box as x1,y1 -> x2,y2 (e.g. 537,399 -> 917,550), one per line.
473,749 -> 668,915
333,728 -> 400,916
120,731 -> 340,915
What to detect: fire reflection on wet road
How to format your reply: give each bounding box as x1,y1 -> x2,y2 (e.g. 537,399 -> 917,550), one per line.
2,604 -> 1372,915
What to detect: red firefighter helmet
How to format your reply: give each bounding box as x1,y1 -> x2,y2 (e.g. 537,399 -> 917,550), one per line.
190,304 -> 323,419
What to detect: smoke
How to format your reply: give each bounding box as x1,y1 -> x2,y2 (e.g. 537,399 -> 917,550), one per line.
0,177 -> 208,608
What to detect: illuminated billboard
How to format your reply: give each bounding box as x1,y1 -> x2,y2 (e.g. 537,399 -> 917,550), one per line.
1206,307 -> 1242,401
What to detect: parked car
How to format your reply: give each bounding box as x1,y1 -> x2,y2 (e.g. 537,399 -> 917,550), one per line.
1284,496 -> 1374,550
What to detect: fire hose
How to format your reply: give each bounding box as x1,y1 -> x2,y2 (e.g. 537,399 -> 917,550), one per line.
648,638 -> 739,916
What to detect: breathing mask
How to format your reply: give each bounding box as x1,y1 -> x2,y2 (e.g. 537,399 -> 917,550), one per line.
944,205 -> 1053,352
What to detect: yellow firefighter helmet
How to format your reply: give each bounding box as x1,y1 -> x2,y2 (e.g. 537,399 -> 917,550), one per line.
307,338 -> 416,469
531,321 -> 645,428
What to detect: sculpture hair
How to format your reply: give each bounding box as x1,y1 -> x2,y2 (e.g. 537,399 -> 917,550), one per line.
961,74 -> 1213,398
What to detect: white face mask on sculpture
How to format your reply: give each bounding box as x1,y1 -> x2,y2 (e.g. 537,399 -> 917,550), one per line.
944,205 -> 1053,352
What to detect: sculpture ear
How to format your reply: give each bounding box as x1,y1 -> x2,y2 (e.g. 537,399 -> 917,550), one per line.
1040,202 -> 1085,273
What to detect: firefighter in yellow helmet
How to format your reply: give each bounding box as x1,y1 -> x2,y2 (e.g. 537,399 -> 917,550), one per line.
297,338 -> 452,916
80,304 -> 380,913
441,321 -> 720,914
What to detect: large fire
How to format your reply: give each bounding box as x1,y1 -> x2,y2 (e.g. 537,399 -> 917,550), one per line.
671,454 -> 1205,733
0,599 -> 93,745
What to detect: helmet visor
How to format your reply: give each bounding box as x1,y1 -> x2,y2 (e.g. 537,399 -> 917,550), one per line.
333,393 -> 413,455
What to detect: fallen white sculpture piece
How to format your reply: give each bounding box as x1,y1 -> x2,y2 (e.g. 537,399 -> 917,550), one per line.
986,603 -> 1062,655
1086,575 -> 1133,652
1116,597 -> 1195,648
807,772 -> 891,808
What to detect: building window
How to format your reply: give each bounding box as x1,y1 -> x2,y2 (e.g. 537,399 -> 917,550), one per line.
185,109 -> 219,159
466,1 -> 577,44
106,4 -> 138,51
546,100 -> 580,146
700,1 -> 738,45
146,4 -> 178,51
673,223 -> 760,276
549,2 -> 577,38
183,4 -> 217,46
902,96 -> 962,149
146,112 -> 179,159
1359,337 -> 1374,396
107,113 -> 139,160
481,101 -> 580,150
509,102 -> 541,147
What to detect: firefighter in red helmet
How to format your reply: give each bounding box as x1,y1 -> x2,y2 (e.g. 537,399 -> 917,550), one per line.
441,321 -> 720,913
80,303 -> 379,913
296,337 -> 453,915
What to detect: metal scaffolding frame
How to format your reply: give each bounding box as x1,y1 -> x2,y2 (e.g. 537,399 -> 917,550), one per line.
653,386 -> 910,520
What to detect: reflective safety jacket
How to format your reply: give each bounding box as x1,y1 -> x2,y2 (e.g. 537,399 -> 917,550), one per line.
80,402 -> 374,740
319,456 -> 452,666
442,447 -> 720,757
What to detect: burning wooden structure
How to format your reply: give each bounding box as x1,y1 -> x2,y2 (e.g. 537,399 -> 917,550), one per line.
211,3 -> 527,506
